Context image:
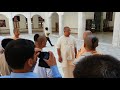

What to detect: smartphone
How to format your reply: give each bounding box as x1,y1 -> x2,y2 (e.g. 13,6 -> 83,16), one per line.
38,51 -> 49,60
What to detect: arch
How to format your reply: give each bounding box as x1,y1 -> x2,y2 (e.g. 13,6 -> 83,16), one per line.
49,12 -> 59,18
0,14 -> 8,19
0,13 -> 9,19
0,14 -> 10,34
31,13 -> 45,19
31,14 -> 45,33
13,14 -> 28,33
51,12 -> 59,34
12,13 -> 27,18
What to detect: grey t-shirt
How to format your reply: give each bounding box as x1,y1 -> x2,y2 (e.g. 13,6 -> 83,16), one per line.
73,52 -> 93,65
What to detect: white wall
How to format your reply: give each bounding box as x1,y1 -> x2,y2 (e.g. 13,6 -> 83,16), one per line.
85,12 -> 94,19
63,12 -> 78,33
0,14 -> 9,29
0,12 -> 116,34
51,13 -> 59,31
103,12 -> 106,19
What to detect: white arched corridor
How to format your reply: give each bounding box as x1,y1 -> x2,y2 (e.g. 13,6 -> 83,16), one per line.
13,14 -> 28,33
0,14 -> 10,34
51,12 -> 59,34
0,12 -> 119,47
31,15 -> 44,33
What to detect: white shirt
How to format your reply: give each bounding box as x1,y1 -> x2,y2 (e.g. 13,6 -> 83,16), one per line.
33,58 -> 53,78
0,36 -> 5,41
0,36 -> 5,45
73,52 -> 93,65
33,49 -> 53,78
45,30 -> 50,37
56,35 -> 77,67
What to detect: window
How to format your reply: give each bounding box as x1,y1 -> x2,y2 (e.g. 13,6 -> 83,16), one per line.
0,20 -> 6,27
13,16 -> 20,21
38,16 -> 44,23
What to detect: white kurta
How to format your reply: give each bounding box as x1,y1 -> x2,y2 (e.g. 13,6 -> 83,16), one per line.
0,52 -> 11,76
33,48 -> 52,78
56,35 -> 77,67
33,58 -> 52,78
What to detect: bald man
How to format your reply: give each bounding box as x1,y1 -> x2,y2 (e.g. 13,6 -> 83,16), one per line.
73,35 -> 101,65
12,28 -> 20,40
56,26 -> 77,78
33,33 -> 53,78
76,31 -> 92,59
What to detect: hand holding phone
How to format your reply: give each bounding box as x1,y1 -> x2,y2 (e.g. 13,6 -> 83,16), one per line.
44,51 -> 57,66
38,51 -> 49,60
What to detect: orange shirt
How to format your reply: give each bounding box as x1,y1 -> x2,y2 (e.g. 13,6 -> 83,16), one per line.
76,44 -> 102,59
76,44 -> 86,59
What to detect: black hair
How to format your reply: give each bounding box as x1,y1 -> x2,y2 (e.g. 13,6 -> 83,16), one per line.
5,39 -> 35,69
34,34 -> 39,42
91,36 -> 98,49
73,55 -> 120,78
84,35 -> 98,50
1,38 -> 14,49
45,27 -> 48,30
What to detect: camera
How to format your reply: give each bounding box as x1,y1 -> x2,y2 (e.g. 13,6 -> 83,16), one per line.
38,51 -> 50,68
38,51 -> 49,60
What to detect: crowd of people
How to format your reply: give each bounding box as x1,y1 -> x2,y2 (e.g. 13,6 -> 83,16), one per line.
0,26 -> 120,78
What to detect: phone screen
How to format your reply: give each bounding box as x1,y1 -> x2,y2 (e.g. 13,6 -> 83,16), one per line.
39,52 -> 49,60
43,52 -> 49,60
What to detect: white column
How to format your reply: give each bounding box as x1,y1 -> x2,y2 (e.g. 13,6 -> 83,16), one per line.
112,12 -> 120,47
27,16 -> 32,34
48,17 -> 52,34
9,15 -> 14,36
42,22 -> 45,32
78,12 -> 86,40
59,15 -> 64,36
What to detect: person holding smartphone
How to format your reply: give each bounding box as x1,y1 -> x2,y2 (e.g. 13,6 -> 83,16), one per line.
33,33 -> 61,78
0,39 -> 62,78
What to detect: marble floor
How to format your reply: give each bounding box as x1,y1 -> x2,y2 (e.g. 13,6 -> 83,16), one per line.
1,32 -> 120,77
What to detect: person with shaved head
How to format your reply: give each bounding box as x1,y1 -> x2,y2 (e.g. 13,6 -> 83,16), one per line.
33,33 -> 51,78
73,35 -> 101,65
56,26 -> 77,78
12,28 -> 20,40
33,33 -> 61,78
73,55 -> 120,78
76,30 -> 92,59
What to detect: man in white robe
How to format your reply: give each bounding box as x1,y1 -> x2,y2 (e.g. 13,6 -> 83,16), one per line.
56,26 -> 77,78
33,33 -> 53,78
